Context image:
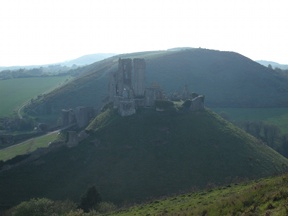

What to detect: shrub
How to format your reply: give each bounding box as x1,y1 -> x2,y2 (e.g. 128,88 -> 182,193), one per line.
97,202 -> 117,213
9,198 -> 77,216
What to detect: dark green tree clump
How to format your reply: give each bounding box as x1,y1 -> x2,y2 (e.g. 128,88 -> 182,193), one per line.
79,186 -> 102,212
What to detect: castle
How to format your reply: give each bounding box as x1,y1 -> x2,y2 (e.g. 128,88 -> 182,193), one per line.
54,58 -> 204,148
109,58 -> 163,116
109,58 -> 205,116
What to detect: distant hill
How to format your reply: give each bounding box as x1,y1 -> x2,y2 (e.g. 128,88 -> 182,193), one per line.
0,108 -> 287,208
257,60 -> 288,70
0,53 -> 116,71
61,53 -> 116,67
23,48 -> 288,126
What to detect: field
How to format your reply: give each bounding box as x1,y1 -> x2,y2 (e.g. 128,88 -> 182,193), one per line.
0,76 -> 71,117
213,107 -> 288,134
0,132 -> 58,161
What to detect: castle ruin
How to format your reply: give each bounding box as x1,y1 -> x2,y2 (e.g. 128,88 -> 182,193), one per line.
110,58 -> 205,116
61,106 -> 94,128
110,58 -> 163,116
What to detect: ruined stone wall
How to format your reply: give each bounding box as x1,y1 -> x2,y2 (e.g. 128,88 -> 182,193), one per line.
66,131 -> 78,147
190,95 -> 205,111
118,99 -> 136,116
74,106 -> 95,128
145,86 -> 163,107
133,58 -> 146,97
61,109 -> 75,126
109,58 -> 147,116
62,107 -> 94,128
109,73 -> 116,102
117,58 -> 133,96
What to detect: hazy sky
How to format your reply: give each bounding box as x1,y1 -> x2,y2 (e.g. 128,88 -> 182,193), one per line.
0,0 -> 287,66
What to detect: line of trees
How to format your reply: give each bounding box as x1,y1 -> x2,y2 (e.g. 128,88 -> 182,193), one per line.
0,65 -> 85,80
219,112 -> 288,158
239,121 -> 288,157
268,64 -> 288,77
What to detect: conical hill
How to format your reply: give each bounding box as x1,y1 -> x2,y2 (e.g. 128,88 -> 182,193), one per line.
0,107 -> 287,207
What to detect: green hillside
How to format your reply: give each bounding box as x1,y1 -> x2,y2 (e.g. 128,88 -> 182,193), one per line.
23,48 -> 288,127
5,172 -> 288,215
0,108 -> 287,209
106,173 -> 288,216
0,76 -> 71,117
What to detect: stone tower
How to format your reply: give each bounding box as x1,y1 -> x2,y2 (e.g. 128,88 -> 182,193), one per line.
133,58 -> 146,97
117,58 -> 133,96
109,58 -> 147,116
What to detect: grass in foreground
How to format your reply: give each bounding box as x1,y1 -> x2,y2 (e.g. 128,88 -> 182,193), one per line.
0,132 -> 58,161
9,172 -> 288,215
0,76 -> 71,117
104,173 -> 288,216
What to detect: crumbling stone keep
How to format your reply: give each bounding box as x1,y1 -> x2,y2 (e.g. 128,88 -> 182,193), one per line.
133,58 -> 146,97
110,58 -> 147,116
61,106 -> 94,128
66,131 -> 78,147
190,95 -> 205,111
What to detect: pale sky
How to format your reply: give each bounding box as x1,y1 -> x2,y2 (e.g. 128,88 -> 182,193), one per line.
0,0 -> 287,66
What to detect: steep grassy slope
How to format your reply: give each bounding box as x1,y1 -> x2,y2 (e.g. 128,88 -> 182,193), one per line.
23,48 -> 288,126
107,173 -> 288,216
0,108 -> 287,209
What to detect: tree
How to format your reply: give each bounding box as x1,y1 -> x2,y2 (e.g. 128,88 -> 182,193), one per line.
79,186 -> 102,212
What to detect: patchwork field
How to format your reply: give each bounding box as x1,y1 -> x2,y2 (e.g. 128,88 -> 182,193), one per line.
213,107 -> 288,134
0,76 -> 71,117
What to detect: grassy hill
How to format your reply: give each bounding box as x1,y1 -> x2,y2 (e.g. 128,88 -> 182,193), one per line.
23,48 -> 288,126
61,53 -> 116,66
0,108 -> 287,209
105,172 -> 288,216
5,172 -> 288,215
0,76 -> 71,117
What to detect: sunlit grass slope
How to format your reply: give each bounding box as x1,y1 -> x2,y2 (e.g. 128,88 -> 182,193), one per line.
0,76 -> 71,117
0,132 -> 58,161
108,173 -> 288,216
